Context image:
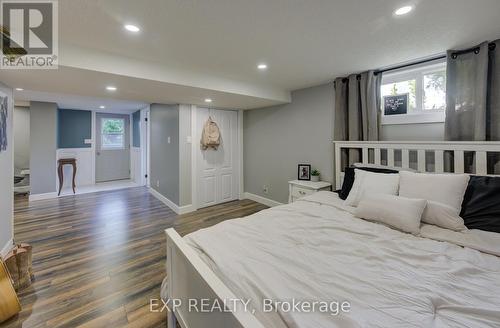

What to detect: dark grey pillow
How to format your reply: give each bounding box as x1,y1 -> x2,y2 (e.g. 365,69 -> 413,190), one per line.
460,176 -> 500,233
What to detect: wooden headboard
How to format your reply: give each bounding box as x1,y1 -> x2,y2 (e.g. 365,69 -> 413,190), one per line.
333,141 -> 500,189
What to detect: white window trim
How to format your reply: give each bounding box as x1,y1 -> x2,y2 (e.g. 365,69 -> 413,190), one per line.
381,61 -> 446,125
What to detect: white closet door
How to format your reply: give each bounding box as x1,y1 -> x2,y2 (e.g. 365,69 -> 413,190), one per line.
197,108 -> 239,208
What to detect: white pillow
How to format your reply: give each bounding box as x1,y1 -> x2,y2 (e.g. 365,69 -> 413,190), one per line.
422,201 -> 467,231
355,194 -> 427,235
345,169 -> 400,207
399,171 -> 470,230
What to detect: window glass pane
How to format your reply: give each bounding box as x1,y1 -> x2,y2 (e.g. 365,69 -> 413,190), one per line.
101,118 -> 125,149
381,80 -> 417,112
102,118 -> 124,133
423,71 -> 446,110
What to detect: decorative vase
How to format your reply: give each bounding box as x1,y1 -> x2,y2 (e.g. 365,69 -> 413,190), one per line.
311,175 -> 320,182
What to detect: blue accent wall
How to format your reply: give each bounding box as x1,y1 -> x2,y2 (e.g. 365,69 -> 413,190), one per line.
57,109 -> 92,148
132,110 -> 141,147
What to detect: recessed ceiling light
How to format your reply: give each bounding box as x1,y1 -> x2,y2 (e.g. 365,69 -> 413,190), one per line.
257,63 -> 268,70
204,98 -> 212,103
99,105 -> 106,109
106,86 -> 117,91
124,24 -> 140,32
394,5 -> 413,16
15,88 -> 24,91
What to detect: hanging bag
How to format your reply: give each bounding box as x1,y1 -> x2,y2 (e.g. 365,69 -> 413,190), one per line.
200,116 -> 221,150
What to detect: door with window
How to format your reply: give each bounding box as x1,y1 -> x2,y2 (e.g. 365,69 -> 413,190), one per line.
197,108 -> 239,208
95,113 -> 131,182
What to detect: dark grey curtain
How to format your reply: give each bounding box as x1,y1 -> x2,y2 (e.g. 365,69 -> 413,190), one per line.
334,71 -> 381,167
445,40 -> 500,141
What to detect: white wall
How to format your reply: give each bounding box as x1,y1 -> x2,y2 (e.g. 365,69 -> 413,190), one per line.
13,106 -> 30,172
0,82 -> 14,255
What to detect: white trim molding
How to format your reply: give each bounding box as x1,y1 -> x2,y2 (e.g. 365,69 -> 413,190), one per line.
243,192 -> 283,208
381,111 -> 445,125
149,187 -> 195,215
1,239 -> 13,258
29,192 -> 58,202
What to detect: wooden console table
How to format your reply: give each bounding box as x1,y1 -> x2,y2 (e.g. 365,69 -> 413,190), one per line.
57,158 -> 77,196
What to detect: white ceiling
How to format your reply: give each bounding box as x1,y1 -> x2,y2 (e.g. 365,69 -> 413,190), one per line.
14,89 -> 148,114
2,0 -> 500,109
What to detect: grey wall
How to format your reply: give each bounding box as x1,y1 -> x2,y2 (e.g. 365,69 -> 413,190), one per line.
179,105 -> 192,206
0,82 -> 13,251
132,110 -> 141,147
13,106 -> 30,171
244,82 -> 447,204
57,108 -> 92,148
30,102 -> 57,195
244,84 -> 335,204
150,104 -> 180,205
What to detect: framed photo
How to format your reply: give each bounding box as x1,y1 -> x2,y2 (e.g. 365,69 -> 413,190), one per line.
298,164 -> 311,181
0,92 -> 8,152
384,94 -> 408,116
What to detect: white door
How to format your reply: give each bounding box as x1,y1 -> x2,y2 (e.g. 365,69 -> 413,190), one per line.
197,108 -> 239,208
95,113 -> 131,182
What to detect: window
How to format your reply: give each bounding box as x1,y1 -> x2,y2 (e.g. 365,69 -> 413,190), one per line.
101,118 -> 125,149
381,62 -> 446,125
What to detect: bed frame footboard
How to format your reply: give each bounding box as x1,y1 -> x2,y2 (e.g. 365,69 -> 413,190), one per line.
165,228 -> 264,328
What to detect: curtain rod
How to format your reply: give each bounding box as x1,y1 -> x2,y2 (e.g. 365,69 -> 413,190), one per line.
374,42 -> 497,76
334,41 -> 497,85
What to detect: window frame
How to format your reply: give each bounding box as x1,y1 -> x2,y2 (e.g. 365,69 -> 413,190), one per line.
100,117 -> 126,150
380,61 -> 446,125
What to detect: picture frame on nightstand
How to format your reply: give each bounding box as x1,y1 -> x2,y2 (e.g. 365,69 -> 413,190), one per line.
297,164 -> 311,181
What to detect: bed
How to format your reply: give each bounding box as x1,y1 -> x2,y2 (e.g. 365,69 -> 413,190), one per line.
164,141 -> 500,328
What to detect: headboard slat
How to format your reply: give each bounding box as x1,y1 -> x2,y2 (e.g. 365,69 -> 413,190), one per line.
435,150 -> 444,173
334,141 -> 500,189
476,151 -> 488,175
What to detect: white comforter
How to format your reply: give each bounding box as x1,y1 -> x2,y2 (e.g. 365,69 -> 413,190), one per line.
185,192 -> 500,328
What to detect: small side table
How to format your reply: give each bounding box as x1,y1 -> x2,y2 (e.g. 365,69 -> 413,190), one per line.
288,180 -> 332,203
57,158 -> 77,196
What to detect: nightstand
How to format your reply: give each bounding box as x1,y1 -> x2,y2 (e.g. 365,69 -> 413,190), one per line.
288,180 -> 332,203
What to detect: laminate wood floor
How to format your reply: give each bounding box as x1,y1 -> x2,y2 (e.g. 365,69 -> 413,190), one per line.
2,187 -> 267,328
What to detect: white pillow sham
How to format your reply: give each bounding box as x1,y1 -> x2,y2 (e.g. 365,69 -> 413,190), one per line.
355,194 -> 427,235
345,169 -> 400,207
423,201 -> 467,231
399,171 -> 470,231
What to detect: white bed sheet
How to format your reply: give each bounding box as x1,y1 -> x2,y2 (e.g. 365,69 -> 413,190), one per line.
184,192 -> 500,328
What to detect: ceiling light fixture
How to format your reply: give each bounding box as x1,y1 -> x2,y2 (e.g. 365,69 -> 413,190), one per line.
124,24 -> 140,32
204,98 -> 212,103
394,5 -> 413,16
106,86 -> 117,91
99,105 -> 106,109
257,63 -> 268,70
15,88 -> 24,91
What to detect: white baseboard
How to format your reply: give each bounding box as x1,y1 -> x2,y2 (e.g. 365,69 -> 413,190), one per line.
178,204 -> 196,215
29,192 -> 58,201
244,192 -> 283,207
149,188 -> 194,214
1,239 -> 13,258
